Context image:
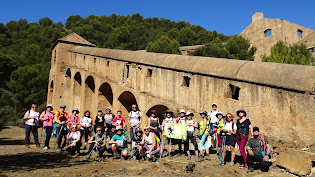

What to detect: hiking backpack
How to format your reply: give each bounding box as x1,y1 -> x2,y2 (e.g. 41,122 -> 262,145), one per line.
259,134 -> 274,159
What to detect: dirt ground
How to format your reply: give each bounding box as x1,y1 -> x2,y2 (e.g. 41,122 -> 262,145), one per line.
0,126 -> 307,177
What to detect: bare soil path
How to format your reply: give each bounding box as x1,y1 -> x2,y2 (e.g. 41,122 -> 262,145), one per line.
0,126 -> 297,177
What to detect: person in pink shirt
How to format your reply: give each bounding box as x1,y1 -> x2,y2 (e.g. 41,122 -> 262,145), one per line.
68,108 -> 80,128
39,104 -> 54,150
113,110 -> 125,129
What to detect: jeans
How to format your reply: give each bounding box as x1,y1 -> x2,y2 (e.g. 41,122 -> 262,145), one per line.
25,125 -> 39,145
44,126 -> 53,147
247,154 -> 270,172
199,133 -> 209,150
130,127 -> 136,141
143,145 -> 160,155
236,135 -> 249,165
56,126 -> 68,148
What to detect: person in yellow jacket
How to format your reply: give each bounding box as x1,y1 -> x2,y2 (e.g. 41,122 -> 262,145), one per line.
216,112 -> 225,148
199,111 -> 210,161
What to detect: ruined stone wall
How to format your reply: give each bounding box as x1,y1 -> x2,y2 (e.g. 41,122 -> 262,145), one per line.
240,17 -> 315,61
48,43 -> 315,147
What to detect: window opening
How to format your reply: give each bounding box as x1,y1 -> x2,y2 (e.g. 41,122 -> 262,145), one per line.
181,76 -> 191,87
54,50 -> 56,64
264,29 -> 272,38
107,60 -> 110,66
94,58 -> 96,63
147,69 -> 153,77
297,29 -> 303,38
228,84 -> 240,100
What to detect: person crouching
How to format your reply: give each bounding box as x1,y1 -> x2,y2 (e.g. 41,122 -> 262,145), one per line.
109,126 -> 131,159
86,126 -> 107,159
141,126 -> 160,160
66,123 -> 81,156
132,128 -> 143,160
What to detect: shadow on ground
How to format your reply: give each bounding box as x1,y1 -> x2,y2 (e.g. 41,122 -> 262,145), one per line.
0,152 -> 88,174
0,138 -> 25,145
0,126 -> 8,133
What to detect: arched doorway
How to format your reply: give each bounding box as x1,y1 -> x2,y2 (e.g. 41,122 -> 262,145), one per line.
98,82 -> 113,110
84,76 -> 95,114
146,105 -> 169,125
118,91 -> 138,119
73,72 -> 82,110
48,80 -> 54,104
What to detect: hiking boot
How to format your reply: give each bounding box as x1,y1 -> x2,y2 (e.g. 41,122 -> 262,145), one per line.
195,155 -> 200,162
244,165 -> 249,170
187,154 -> 191,160
247,167 -> 254,173
36,144 -> 40,148
238,164 -> 245,168
85,154 -> 91,160
198,155 -> 203,161
56,148 -> 62,152
75,153 -> 80,156
205,154 -> 211,160
25,144 -> 30,148
43,146 -> 49,150
229,162 -> 235,167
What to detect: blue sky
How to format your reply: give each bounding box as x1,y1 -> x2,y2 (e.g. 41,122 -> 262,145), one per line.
1,0 -> 315,35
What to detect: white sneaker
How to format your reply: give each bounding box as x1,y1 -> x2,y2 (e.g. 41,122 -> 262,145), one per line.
230,162 -> 235,167
147,154 -> 151,158
43,146 -> 48,150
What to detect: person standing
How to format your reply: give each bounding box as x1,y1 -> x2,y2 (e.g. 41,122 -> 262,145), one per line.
184,112 -> 199,162
104,107 -> 115,135
236,109 -> 253,170
113,110 -> 126,129
128,104 -> 142,140
148,111 -> 161,140
221,113 -> 237,167
208,103 -> 220,147
39,104 -> 54,150
161,110 -> 175,155
175,109 -> 186,154
68,108 -> 80,127
93,110 -> 105,133
199,111 -> 210,160
216,112 -> 225,148
79,110 -> 93,149
24,104 -> 40,148
54,105 -> 69,152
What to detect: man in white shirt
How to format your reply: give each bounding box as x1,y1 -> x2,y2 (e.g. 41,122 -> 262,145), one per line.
208,103 -> 219,127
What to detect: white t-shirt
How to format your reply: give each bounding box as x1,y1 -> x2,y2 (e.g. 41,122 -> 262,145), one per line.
128,111 -> 142,126
27,110 -> 39,126
68,131 -> 80,145
224,122 -> 237,135
208,110 -> 219,125
186,120 -> 195,132
81,116 -> 92,128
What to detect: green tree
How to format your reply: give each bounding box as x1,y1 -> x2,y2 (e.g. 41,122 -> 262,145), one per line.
146,35 -> 181,54
262,41 -> 314,65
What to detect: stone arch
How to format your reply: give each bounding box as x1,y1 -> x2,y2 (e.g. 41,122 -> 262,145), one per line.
118,91 -> 138,118
84,76 -> 95,113
48,80 -> 54,104
98,82 -> 113,110
64,68 -> 72,107
73,72 -> 82,109
146,105 -> 169,125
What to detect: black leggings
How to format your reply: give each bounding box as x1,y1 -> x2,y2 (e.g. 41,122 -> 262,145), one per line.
44,126 -> 53,147
66,141 -> 82,154
80,128 -> 92,143
56,126 -> 68,148
184,135 -> 198,152
88,142 -> 106,156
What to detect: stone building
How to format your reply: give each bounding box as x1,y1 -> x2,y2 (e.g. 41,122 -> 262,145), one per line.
48,33 -> 315,147
240,12 -> 315,61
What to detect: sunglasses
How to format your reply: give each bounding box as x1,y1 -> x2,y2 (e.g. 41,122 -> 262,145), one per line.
144,129 -> 149,131
132,107 -> 137,108
32,106 -> 37,108
71,127 -> 76,129
96,130 -> 102,132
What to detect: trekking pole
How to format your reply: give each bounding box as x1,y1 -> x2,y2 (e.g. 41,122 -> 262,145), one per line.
86,145 -> 96,160
160,134 -> 164,158
168,138 -> 172,157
